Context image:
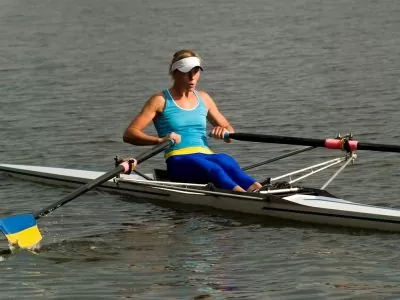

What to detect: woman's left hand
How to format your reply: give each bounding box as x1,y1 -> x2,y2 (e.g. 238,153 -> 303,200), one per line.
210,126 -> 232,143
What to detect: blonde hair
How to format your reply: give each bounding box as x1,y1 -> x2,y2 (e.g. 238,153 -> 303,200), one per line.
169,49 -> 201,75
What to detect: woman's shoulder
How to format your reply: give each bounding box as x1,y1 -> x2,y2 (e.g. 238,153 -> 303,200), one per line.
149,90 -> 166,100
146,91 -> 166,111
196,90 -> 210,98
196,90 -> 213,102
196,90 -> 215,108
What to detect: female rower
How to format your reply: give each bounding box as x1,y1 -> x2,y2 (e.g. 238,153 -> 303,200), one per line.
123,49 -> 262,192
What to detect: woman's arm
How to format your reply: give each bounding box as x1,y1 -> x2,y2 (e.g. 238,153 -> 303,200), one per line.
122,93 -> 165,145
199,91 -> 234,141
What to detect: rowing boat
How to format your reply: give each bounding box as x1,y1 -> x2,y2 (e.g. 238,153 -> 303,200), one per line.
2,133 -> 400,250
2,150 -> 400,233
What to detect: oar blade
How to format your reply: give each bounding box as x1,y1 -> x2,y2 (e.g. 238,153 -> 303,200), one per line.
0,139 -> 174,251
0,214 -> 42,249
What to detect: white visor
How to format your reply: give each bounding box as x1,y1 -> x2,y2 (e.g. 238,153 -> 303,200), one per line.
170,57 -> 203,73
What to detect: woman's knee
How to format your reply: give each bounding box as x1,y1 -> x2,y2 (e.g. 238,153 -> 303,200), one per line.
212,153 -> 240,169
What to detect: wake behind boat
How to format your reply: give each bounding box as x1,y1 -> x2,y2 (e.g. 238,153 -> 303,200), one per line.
2,133 -> 400,250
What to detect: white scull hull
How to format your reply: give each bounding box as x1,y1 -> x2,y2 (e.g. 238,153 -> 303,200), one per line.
1,163 -> 400,232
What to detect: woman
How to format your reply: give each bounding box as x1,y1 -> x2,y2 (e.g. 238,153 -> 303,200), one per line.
123,49 -> 262,192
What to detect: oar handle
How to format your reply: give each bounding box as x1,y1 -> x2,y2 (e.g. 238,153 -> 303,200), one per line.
34,139 -> 174,219
226,132 -> 400,153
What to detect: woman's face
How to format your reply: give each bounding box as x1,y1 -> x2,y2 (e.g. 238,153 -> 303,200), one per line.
174,67 -> 201,91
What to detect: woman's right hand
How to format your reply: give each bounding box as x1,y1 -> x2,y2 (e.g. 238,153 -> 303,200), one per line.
160,132 -> 181,144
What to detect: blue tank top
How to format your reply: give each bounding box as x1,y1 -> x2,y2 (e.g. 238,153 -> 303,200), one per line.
154,89 -> 213,158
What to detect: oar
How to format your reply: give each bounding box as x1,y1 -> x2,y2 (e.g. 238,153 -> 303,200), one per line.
0,140 -> 173,249
226,133 -> 400,153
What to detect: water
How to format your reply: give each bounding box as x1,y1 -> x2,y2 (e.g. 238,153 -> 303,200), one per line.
1,0 -> 400,298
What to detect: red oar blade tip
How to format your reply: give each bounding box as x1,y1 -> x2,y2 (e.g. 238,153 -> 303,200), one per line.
0,214 -> 42,249
324,139 -> 358,152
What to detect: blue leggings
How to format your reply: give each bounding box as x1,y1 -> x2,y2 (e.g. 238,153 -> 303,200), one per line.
166,153 -> 257,190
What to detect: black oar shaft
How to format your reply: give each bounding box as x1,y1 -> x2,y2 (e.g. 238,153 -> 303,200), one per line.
357,142 -> 400,153
229,133 -> 326,147
34,140 -> 172,219
33,165 -> 126,219
135,140 -> 172,163
229,133 -> 400,154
